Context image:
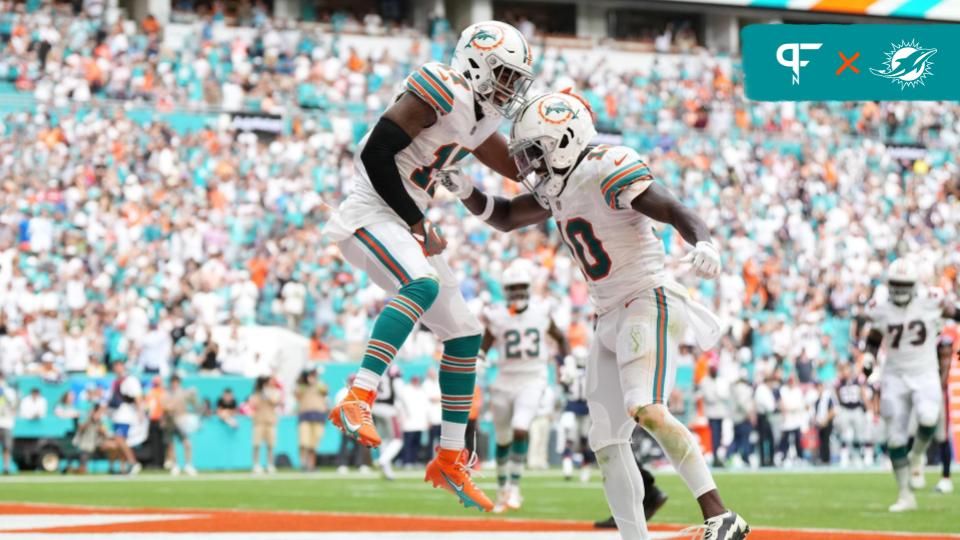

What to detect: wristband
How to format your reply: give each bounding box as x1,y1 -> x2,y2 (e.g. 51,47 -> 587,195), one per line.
459,183 -> 475,200
478,194 -> 495,221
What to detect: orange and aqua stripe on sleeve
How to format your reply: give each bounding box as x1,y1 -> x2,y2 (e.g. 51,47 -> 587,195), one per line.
405,67 -> 454,115
652,287 -> 669,404
354,227 -> 413,285
600,161 -> 654,209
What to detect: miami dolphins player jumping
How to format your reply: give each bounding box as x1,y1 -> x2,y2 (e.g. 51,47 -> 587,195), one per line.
438,91 -> 749,539
322,21 -> 534,511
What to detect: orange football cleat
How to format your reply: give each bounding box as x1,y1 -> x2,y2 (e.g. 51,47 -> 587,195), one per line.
424,448 -> 494,512
330,388 -> 381,448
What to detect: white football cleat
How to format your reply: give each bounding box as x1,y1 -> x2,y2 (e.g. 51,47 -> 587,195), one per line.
910,468 -> 926,490
267,464 -> 277,474
935,478 -> 953,494
492,486 -> 511,514
127,463 -> 142,476
252,464 -> 264,475
184,465 -> 198,476
506,485 -> 523,510
580,466 -> 591,483
888,492 -> 917,512
170,465 -> 181,476
702,511 -> 750,540
562,456 -> 574,480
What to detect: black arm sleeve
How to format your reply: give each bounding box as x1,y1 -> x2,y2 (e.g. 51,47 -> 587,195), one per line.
360,117 -> 423,226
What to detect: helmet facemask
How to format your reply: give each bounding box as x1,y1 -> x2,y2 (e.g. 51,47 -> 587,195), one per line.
478,55 -> 533,119
505,283 -> 530,312
888,280 -> 916,306
509,135 -> 570,205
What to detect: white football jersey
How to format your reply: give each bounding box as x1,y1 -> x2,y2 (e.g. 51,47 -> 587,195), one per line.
486,300 -> 553,380
544,145 -> 665,314
325,62 -> 503,241
867,288 -> 945,375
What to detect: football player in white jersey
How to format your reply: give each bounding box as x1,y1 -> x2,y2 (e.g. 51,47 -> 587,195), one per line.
479,258 -> 569,513
322,21 -> 535,511
439,91 -> 748,540
559,347 -> 593,482
862,257 -> 960,512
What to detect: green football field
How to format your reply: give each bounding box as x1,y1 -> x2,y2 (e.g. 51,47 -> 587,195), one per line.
0,469 -> 957,534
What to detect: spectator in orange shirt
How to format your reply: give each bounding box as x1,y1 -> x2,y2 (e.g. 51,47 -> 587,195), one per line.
142,14 -> 161,35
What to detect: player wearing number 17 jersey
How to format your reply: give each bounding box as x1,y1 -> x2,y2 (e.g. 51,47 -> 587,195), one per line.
322,21 -> 535,512
438,90 -> 748,540
861,258 -> 960,512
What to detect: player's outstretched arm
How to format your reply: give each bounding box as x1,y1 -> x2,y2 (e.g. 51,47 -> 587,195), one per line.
861,328 -> 884,377
438,170 -> 551,232
629,182 -> 720,278
361,92 -> 437,234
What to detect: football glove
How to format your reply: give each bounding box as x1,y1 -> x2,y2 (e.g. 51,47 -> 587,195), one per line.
681,241 -> 721,279
862,352 -> 876,378
435,167 -> 474,199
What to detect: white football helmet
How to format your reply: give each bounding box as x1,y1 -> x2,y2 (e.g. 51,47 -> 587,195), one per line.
451,21 -> 535,119
502,259 -> 533,312
509,90 -> 597,205
887,257 -> 918,306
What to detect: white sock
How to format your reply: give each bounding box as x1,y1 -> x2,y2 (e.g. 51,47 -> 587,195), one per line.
644,409 -> 717,498
894,463 -> 910,493
440,420 -> 466,451
353,368 -> 381,393
596,443 -> 648,540
909,436 -> 933,470
379,438 -> 403,464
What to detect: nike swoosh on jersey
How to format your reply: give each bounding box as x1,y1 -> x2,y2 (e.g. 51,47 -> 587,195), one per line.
614,155 -> 627,166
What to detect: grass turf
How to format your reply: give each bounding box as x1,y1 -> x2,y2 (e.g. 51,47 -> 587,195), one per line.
0,469 -> 956,533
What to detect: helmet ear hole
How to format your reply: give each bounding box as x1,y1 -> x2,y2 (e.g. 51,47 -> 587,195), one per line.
469,59 -> 480,70
559,134 -> 570,149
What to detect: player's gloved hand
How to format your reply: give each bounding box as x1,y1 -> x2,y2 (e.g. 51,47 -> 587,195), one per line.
411,220 -> 447,256
862,352 -> 876,378
681,241 -> 721,279
435,167 -> 474,199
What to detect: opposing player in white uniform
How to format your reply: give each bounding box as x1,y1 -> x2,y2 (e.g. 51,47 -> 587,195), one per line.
439,91 -> 748,540
558,347 -> 593,482
834,362 -> 869,467
323,21 -> 535,511
862,258 -> 960,512
479,259 -> 568,512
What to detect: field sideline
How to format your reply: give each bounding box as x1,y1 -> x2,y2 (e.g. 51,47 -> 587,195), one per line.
0,468 -> 957,535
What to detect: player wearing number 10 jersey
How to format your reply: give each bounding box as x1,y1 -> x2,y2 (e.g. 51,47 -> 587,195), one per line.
322,21 -> 535,512
438,90 -> 748,540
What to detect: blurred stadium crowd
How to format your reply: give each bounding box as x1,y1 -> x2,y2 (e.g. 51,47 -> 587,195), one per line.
0,2 -> 958,472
